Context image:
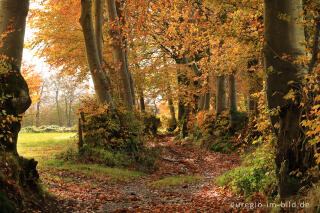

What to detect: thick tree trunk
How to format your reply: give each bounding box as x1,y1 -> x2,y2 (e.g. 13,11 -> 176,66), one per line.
203,92 -> 210,111
168,98 -> 177,131
198,95 -> 205,111
228,73 -> 237,113
94,0 -> 104,63
115,0 -> 136,105
264,0 -> 316,199
106,0 -> 133,109
228,73 -> 237,130
215,75 -> 227,115
79,0 -> 114,107
0,0 -> 31,153
94,0 -> 113,94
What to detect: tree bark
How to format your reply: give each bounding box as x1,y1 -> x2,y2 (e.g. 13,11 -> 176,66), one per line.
79,0 -> 114,107
247,59 -> 261,118
106,0 -> 133,109
139,93 -> 145,112
67,98 -> 73,127
264,0 -> 315,199
228,73 -> 237,130
203,92 -> 210,111
215,75 -> 227,115
228,73 -> 237,113
94,0 -> 104,64
168,97 -> 177,131
55,90 -> 62,126
0,0 -> 31,153
36,81 -> 45,127
308,18 -> 320,74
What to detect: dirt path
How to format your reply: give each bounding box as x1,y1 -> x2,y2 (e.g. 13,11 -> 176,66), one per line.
40,136 -> 246,212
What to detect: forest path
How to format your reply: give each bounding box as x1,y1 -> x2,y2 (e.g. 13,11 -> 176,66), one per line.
40,136 -> 246,212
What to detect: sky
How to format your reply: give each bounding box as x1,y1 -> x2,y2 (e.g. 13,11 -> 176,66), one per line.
22,0 -> 51,77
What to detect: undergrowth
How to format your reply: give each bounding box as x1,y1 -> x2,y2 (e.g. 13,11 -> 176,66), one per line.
77,99 -> 160,172
193,110 -> 247,153
216,142 -> 277,199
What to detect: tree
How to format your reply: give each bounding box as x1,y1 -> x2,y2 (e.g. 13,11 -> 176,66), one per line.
35,81 -> 45,127
79,0 -> 114,107
215,75 -> 227,115
0,0 -> 31,152
52,74 -> 63,126
0,1 -> 40,210
264,0 -> 316,199
106,0 -> 135,109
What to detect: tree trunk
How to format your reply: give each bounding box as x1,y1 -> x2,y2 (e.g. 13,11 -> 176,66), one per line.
264,0 -> 315,199
140,93 -> 145,112
228,73 -> 237,113
55,90 -> 62,126
65,96 -> 68,126
215,75 -> 227,115
94,0 -> 113,94
247,60 -> 261,118
203,92 -> 210,111
68,99 -> 72,127
198,95 -> 205,111
79,0 -> 114,107
228,73 -> 237,130
36,81 -> 45,127
0,0 -> 31,153
106,0 -> 133,109
94,0 -> 104,63
115,0 -> 136,106
168,98 -> 177,131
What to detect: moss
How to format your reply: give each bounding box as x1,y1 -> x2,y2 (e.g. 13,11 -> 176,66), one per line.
0,191 -> 16,213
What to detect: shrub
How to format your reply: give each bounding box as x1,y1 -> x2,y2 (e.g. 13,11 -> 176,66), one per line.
195,111 -> 247,153
78,101 -> 159,171
216,143 -> 277,198
138,112 -> 161,136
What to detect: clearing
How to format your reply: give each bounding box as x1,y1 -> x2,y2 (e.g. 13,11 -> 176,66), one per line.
18,133 -> 246,212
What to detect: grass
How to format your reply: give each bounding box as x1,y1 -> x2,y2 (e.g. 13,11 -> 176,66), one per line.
17,133 -> 145,181
17,132 -> 76,166
149,175 -> 202,187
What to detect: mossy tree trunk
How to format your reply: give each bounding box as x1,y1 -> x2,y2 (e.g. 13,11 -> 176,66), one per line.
0,1 -> 41,210
0,0 -> 31,153
264,0 -> 316,199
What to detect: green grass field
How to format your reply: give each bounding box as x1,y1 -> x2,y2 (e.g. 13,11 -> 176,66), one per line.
17,132 -> 144,181
17,132 -> 76,166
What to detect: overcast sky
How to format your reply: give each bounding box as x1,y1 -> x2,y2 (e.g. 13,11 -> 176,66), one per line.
22,0 -> 51,77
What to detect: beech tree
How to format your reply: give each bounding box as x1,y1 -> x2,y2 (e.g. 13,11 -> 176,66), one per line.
79,0 -> 114,107
0,0 -> 31,152
106,0 -> 135,109
264,0 -> 316,199
215,75 -> 227,115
